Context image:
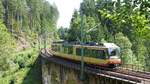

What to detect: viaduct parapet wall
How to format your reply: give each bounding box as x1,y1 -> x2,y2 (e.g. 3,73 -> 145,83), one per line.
41,57 -> 135,84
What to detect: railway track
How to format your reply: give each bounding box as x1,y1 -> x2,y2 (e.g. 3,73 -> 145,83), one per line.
88,65 -> 150,83
40,49 -> 150,83
114,67 -> 150,80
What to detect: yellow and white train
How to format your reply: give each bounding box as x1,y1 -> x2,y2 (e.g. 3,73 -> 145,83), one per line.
51,41 -> 121,68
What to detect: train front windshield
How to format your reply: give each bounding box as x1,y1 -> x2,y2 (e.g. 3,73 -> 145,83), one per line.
108,48 -> 120,59
103,43 -> 120,59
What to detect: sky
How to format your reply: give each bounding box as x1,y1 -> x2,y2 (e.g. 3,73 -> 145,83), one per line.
47,0 -> 83,28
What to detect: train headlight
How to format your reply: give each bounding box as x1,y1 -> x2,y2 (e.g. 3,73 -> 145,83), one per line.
108,58 -> 121,64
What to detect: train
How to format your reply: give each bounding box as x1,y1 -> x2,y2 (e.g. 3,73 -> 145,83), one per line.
51,41 -> 121,68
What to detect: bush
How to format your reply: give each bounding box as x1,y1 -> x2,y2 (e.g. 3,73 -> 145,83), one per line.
115,33 -> 137,64
0,20 -> 16,71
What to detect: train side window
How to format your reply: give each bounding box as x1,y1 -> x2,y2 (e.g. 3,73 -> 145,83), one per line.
97,50 -> 106,59
55,46 -> 57,51
56,45 -> 59,52
54,45 -> 56,50
91,50 -> 95,57
64,46 -> 68,54
54,46 -> 57,51
57,45 -> 60,52
76,48 -> 81,56
84,49 -> 97,57
62,45 -> 73,54
104,50 -> 109,59
62,45 -> 65,53
84,48 -> 89,57
55,45 -> 57,51
68,46 -> 73,54
54,45 -> 57,51
95,50 -> 99,58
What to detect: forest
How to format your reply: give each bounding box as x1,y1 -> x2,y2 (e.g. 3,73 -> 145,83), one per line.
58,0 -> 150,71
0,0 -> 58,84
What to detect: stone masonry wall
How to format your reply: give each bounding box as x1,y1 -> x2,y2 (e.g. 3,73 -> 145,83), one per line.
41,58 -> 135,84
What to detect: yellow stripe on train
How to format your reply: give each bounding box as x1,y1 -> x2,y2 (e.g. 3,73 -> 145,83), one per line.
51,51 -> 109,65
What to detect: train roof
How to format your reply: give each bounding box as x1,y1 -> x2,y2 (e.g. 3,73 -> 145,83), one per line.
103,43 -> 120,54
74,45 -> 107,50
52,41 -> 120,50
103,43 -> 119,48
52,40 -> 65,43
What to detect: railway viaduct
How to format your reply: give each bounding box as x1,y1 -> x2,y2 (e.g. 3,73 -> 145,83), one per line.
40,49 -> 150,84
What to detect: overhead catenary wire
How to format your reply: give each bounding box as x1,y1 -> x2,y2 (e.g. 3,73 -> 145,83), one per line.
86,23 -> 101,33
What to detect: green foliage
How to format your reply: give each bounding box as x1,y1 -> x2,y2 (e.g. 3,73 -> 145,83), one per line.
1,0 -> 59,43
0,1 -> 4,19
130,12 -> 149,39
115,33 -> 137,64
58,27 -> 68,40
0,0 -> 59,83
68,10 -> 99,42
0,20 -> 16,71
0,48 -> 41,84
68,10 -> 81,41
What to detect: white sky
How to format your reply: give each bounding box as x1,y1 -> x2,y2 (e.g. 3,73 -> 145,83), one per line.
47,0 -> 83,28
